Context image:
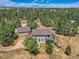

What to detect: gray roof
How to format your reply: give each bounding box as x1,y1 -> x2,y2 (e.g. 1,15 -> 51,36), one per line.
32,29 -> 52,36
16,26 -> 31,33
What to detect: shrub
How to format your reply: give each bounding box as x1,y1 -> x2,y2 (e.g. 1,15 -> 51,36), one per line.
24,37 -> 39,55
65,45 -> 71,56
46,40 -> 53,55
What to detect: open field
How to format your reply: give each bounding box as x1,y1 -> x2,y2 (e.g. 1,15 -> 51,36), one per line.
0,35 -> 79,59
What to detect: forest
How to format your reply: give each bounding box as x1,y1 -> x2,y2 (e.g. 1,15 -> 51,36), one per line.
0,8 -> 79,59
0,8 -> 79,35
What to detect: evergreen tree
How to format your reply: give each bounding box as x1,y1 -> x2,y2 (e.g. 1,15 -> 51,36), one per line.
27,19 -> 38,29
0,20 -> 18,47
46,39 -> 53,55
24,37 -> 39,55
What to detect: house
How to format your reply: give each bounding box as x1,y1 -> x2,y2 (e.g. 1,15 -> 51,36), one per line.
32,29 -> 52,43
15,20 -> 52,43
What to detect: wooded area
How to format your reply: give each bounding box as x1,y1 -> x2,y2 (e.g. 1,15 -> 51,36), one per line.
0,8 -> 79,35
0,8 -> 79,59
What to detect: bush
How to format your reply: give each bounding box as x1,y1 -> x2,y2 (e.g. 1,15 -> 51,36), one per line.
46,40 -> 53,55
24,37 -> 39,55
65,45 -> 71,56
2,39 -> 15,47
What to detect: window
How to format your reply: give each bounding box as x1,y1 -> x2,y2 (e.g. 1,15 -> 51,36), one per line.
39,39 -> 44,42
48,35 -> 50,37
39,39 -> 40,42
41,39 -> 44,41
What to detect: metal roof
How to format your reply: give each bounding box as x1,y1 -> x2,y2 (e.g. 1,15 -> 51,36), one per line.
16,26 -> 31,33
32,29 -> 52,36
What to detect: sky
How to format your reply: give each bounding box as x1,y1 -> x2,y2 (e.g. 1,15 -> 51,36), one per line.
0,0 -> 79,8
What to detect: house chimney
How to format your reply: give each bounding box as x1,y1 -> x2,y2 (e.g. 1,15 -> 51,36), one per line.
21,20 -> 27,27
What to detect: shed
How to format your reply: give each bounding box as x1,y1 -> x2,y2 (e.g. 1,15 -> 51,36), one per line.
16,26 -> 31,36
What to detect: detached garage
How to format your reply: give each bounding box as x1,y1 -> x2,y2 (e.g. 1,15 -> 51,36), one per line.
15,26 -> 31,36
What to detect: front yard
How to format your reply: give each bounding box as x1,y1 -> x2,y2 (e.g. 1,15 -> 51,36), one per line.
0,36 -> 79,59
